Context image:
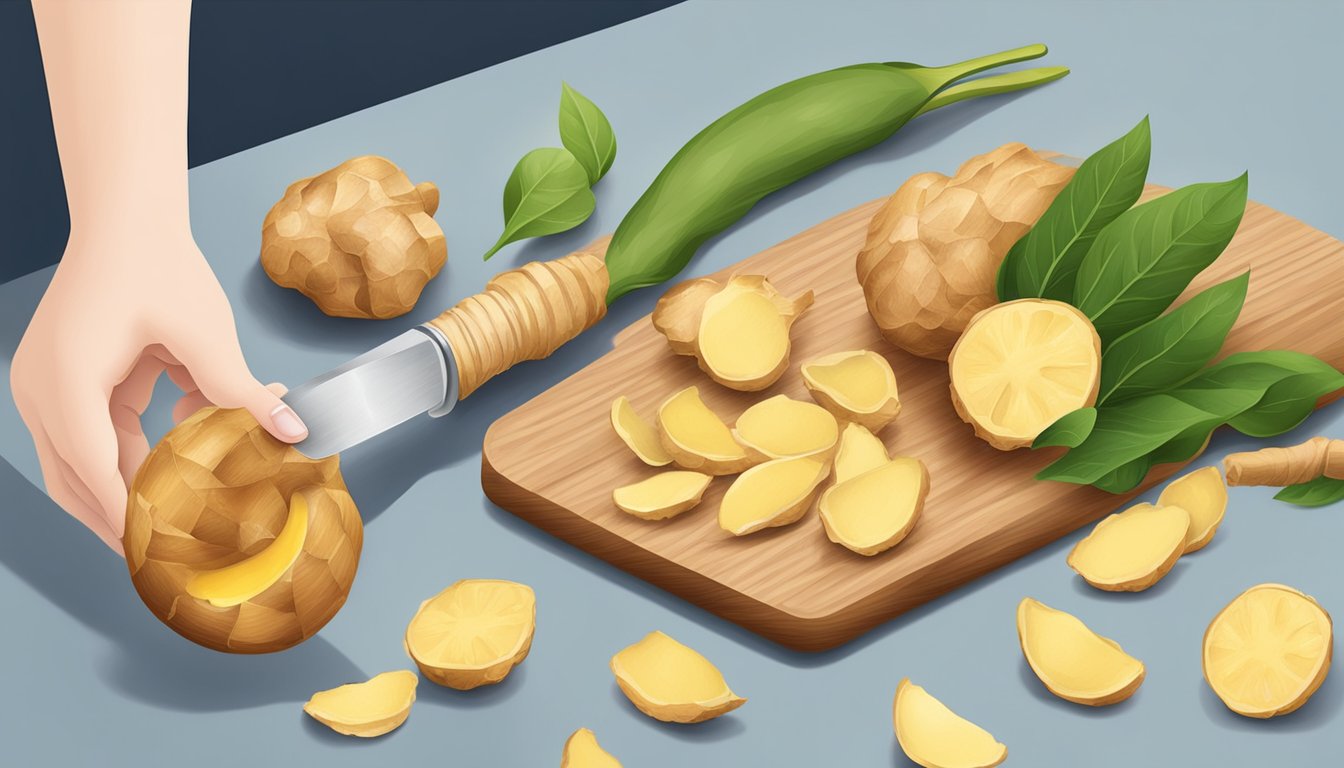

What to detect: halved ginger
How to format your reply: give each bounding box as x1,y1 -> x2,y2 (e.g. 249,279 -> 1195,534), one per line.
833,423 -> 889,483
562,728 -> 622,768
303,670 -> 418,738
186,490 -> 310,607
948,299 -> 1101,450
733,395 -> 839,460
719,456 -> 829,536
1157,466 -> 1227,553
610,396 -> 673,467
1067,503 -> 1189,591
801,349 -> 901,432
653,275 -> 813,391
1017,598 -> 1145,706
894,679 -> 1006,768
611,630 -> 745,723
1204,583 -> 1333,718
657,387 -> 755,475
613,471 -> 712,520
405,579 -> 535,690
820,457 -> 929,556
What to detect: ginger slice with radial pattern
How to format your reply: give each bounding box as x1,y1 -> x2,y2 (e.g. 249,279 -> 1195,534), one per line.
613,471 -> 712,520
1017,598 -> 1145,706
832,423 -> 889,483
611,631 -> 745,723
1157,466 -> 1228,553
894,678 -> 1007,768
719,456 -> 830,536
1067,503 -> 1190,591
561,728 -> 623,768
610,396 -> 673,467
820,457 -> 929,556
801,349 -> 902,432
303,670 -> 418,738
405,579 -> 535,690
657,386 -> 756,475
733,395 -> 839,460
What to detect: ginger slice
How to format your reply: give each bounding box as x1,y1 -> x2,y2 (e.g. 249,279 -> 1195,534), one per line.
657,387 -> 756,475
405,579 -> 535,690
894,679 -> 1006,768
1204,583 -> 1332,718
610,396 -> 673,467
1157,466 -> 1227,553
613,471 -> 712,520
949,299 -> 1101,450
733,395 -> 839,460
610,630 -> 745,723
1017,598 -> 1145,706
303,670 -> 418,738
652,277 -> 720,356
801,349 -> 902,432
833,423 -> 889,483
186,490 -> 310,607
820,457 -> 929,556
562,728 -> 623,768
1067,503 -> 1190,591
719,456 -> 829,536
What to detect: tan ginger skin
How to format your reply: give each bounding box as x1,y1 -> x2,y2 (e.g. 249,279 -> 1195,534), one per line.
857,143 -> 1074,359
1224,436 -> 1344,486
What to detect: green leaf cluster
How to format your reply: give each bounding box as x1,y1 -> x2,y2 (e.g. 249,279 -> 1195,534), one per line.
1000,117 -> 1343,492
484,84 -> 618,260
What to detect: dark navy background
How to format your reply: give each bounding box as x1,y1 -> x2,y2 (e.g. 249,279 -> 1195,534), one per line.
0,0 -> 682,282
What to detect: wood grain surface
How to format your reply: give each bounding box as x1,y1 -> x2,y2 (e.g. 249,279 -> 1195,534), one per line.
481,180 -> 1344,652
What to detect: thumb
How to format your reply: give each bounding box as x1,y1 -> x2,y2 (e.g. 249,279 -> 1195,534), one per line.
174,342 -> 308,444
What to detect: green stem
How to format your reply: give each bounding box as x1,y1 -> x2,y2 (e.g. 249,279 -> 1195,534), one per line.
914,66 -> 1070,117
923,43 -> 1049,84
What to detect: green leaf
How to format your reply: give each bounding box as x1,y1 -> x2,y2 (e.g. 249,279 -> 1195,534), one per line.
484,147 -> 596,260
997,116 -> 1151,302
1073,173 -> 1249,344
1228,369 -> 1344,437
1035,394 -> 1216,485
559,83 -> 617,185
1097,273 -> 1249,405
1276,477 -> 1344,507
1033,408 -> 1097,448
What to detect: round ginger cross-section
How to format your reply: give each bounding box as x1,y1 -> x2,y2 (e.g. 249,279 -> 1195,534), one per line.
405,579 -> 536,690
949,299 -> 1101,450
124,407 -> 363,654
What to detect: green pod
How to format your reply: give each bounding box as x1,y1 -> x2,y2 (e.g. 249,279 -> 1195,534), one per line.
604,44 -> 1067,302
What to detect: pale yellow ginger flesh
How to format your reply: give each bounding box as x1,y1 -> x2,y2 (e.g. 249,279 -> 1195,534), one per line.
733,395 -> 839,459
657,387 -> 754,475
801,349 -> 901,432
610,396 -> 673,467
695,275 -> 813,391
832,423 -> 889,483
719,456 -> 829,536
820,457 -> 929,556
405,579 -> 535,690
303,670 -> 418,738
562,728 -> 623,768
1204,583 -> 1333,718
1157,466 -> 1227,553
1017,598 -> 1145,706
186,490 -> 310,607
1067,503 -> 1190,592
949,299 -> 1101,450
894,679 -> 1007,768
613,471 -> 712,520
611,630 -> 745,723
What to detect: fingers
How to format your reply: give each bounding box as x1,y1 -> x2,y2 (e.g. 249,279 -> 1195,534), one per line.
172,391 -> 211,423
168,338 -> 308,444
30,429 -> 124,555
110,353 -> 166,487
44,385 -> 129,539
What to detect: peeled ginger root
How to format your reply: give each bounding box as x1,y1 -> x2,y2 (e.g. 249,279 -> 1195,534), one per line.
652,275 -> 813,391
1157,466 -> 1227,553
657,387 -> 756,475
820,457 -> 929,556
894,679 -> 1007,768
611,631 -> 745,723
303,670 -> 418,738
801,349 -> 901,432
562,728 -> 623,768
857,143 -> 1073,359
1017,598 -> 1145,706
733,395 -> 839,460
719,456 -> 829,536
613,471 -> 712,520
404,579 -> 535,690
1067,503 -> 1189,592
949,299 -> 1101,450
610,396 -> 673,467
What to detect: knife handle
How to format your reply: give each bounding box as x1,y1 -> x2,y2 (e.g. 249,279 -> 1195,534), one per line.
425,236 -> 611,399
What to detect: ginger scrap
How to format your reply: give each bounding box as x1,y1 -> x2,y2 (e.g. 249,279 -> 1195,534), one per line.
719,456 -> 829,536
894,679 -> 1007,768
1017,598 -> 1145,706
562,728 -> 623,768
820,457 -> 928,556
1067,503 -> 1189,592
732,395 -> 839,460
613,471 -> 712,521
1156,466 -> 1227,553
801,349 -> 901,432
657,387 -> 756,475
611,631 -> 745,723
304,670 -> 418,738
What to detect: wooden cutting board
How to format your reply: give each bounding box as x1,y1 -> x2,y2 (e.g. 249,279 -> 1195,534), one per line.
481,178 -> 1344,652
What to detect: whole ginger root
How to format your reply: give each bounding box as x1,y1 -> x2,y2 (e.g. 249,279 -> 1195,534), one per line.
261,155 -> 446,319
856,143 -> 1074,359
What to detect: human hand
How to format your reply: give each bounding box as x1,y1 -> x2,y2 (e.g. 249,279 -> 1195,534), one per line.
11,230 -> 308,554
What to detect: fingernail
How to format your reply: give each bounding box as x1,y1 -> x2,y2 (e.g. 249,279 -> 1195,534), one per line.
269,404 -> 309,441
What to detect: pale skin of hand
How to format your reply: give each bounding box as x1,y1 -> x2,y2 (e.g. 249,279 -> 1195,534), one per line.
15,0 -> 307,554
